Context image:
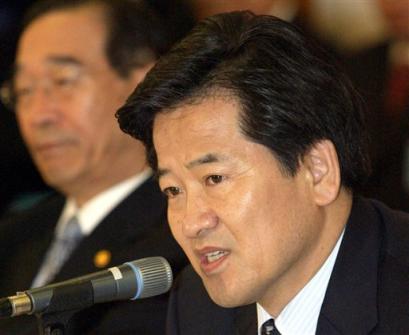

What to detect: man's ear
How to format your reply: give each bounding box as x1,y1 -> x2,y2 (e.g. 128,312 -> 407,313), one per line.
303,139 -> 341,206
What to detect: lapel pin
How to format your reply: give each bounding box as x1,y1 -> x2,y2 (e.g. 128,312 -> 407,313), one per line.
94,249 -> 112,268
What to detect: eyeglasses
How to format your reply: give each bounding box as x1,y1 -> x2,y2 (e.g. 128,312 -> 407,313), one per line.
0,66 -> 83,111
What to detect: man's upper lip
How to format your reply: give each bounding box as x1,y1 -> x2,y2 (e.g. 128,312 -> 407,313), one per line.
195,246 -> 229,257
35,140 -> 71,150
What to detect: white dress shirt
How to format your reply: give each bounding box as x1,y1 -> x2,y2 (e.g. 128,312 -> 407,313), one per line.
257,230 -> 345,335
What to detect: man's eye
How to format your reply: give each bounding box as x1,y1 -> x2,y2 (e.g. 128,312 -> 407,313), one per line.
53,76 -> 77,87
163,186 -> 181,198
205,175 -> 224,185
14,86 -> 33,98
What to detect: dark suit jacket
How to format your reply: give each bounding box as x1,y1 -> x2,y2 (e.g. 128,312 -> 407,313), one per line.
167,196 -> 409,334
0,177 -> 187,334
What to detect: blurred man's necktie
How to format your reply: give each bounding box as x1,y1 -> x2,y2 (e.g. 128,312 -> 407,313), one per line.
31,215 -> 83,288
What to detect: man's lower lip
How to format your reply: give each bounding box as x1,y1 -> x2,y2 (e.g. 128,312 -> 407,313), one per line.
200,254 -> 228,274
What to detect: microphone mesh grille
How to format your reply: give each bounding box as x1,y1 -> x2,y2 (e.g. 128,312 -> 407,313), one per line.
133,257 -> 173,298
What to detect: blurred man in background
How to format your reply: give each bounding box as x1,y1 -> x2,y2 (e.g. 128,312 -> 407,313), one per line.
0,0 -> 193,333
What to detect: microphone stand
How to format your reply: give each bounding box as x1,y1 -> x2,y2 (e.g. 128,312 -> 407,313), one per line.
35,281 -> 94,335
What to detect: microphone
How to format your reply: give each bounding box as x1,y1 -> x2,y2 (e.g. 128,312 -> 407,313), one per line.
0,256 -> 172,318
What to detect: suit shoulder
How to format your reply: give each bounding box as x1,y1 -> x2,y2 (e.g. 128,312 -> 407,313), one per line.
0,192 -> 64,234
370,199 -> 409,265
369,201 -> 409,331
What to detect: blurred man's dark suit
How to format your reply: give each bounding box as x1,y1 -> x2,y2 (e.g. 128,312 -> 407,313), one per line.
167,197 -> 409,334
341,43 -> 409,211
0,177 -> 187,334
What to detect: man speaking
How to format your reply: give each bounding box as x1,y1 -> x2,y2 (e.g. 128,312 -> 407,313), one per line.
117,11 -> 409,334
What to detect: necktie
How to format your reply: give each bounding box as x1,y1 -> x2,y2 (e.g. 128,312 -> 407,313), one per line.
261,318 -> 281,335
31,216 -> 83,288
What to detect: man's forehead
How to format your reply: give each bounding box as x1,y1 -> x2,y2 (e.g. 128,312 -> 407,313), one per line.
16,55 -> 83,70
153,95 -> 250,176
16,5 -> 108,69
154,94 -> 242,129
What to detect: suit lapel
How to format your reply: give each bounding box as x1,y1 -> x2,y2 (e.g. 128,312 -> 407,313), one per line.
233,198 -> 381,335
316,197 -> 380,334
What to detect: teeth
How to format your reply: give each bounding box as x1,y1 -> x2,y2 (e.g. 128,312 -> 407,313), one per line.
206,250 -> 227,263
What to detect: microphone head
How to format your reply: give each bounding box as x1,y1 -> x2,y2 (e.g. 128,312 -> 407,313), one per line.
126,257 -> 173,299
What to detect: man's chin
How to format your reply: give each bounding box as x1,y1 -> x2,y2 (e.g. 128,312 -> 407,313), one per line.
204,281 -> 253,309
41,169 -> 77,190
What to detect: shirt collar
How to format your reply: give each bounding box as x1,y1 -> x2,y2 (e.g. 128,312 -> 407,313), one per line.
57,168 -> 152,236
257,229 -> 345,335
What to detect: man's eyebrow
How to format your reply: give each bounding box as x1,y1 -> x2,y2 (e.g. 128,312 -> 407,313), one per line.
45,55 -> 84,67
156,168 -> 169,179
186,153 -> 226,169
14,55 -> 84,75
157,153 -> 227,179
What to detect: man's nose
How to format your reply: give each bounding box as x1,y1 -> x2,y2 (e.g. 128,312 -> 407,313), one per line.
181,195 -> 219,238
19,87 -> 60,127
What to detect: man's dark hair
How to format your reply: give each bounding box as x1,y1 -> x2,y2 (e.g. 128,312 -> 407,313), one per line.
22,0 -> 195,77
117,11 -> 371,189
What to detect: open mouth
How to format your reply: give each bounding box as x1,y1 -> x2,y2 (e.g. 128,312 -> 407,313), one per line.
204,250 -> 229,263
196,247 -> 231,274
